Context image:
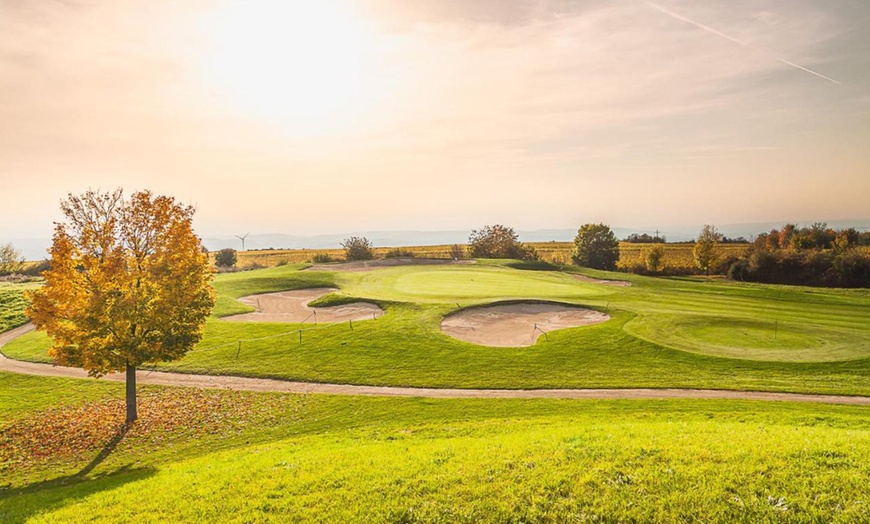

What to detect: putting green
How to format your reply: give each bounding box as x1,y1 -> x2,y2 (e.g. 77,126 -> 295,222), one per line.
624,314 -> 862,362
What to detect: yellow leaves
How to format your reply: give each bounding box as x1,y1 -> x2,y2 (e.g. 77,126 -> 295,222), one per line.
0,388 -> 306,469
26,190 -> 216,375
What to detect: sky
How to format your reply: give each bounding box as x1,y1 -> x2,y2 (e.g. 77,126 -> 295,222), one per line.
2,0 -> 869,241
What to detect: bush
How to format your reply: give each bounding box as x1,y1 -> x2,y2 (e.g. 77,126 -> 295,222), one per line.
468,225 -> 537,260
449,244 -> 466,260
342,237 -> 374,261
384,248 -> 415,259
215,248 -> 237,268
728,259 -> 748,281
643,245 -> 665,273
312,253 -> 334,264
572,224 -> 619,270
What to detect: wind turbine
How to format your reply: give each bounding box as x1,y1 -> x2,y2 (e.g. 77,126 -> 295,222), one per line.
235,233 -> 250,251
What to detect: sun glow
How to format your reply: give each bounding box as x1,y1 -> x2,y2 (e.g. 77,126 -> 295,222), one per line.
201,0 -> 378,135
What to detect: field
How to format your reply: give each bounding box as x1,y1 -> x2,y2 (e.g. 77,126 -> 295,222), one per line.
0,282 -> 35,333
2,259 -> 869,522
228,242 -> 751,273
1,372 -> 869,523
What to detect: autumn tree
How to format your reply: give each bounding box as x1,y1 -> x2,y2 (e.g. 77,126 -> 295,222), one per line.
644,244 -> 665,273
693,224 -> 722,275
26,189 -> 215,423
468,225 -> 537,260
572,223 -> 619,270
0,243 -> 24,275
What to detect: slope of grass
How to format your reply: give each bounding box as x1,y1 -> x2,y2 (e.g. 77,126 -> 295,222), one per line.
0,283 -> 33,333
1,372 -> 868,523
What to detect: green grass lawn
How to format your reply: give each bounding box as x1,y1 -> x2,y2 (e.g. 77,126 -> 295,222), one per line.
5,263 -> 870,395
0,282 -> 34,333
1,372 -> 868,523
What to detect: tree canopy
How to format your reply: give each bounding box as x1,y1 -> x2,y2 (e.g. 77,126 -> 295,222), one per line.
0,243 -> 24,275
215,248 -> 237,268
26,189 -> 215,422
342,236 -> 375,261
572,224 -> 619,270
693,224 -> 723,275
467,225 -> 537,260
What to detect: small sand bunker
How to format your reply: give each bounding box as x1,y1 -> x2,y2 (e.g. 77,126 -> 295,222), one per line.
572,274 -> 632,286
306,258 -> 475,272
224,288 -> 383,324
441,302 -> 609,347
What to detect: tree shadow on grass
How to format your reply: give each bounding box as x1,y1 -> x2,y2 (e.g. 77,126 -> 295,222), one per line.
0,424 -> 156,524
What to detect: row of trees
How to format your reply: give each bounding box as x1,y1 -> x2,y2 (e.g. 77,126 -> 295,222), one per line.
208,223 -> 624,270
730,224 -> 870,287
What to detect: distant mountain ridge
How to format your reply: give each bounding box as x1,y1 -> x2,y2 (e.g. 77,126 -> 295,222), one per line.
7,219 -> 869,261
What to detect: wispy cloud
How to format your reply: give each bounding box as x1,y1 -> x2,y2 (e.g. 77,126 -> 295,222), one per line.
643,1 -> 841,84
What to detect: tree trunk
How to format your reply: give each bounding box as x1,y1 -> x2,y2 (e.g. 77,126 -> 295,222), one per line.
126,364 -> 138,423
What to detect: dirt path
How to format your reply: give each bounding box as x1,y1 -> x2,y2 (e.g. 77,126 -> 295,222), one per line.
1,324 -> 868,405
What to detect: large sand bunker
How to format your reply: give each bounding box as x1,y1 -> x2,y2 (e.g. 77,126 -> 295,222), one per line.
441,302 -> 609,347
306,258 -> 475,272
224,288 -> 383,324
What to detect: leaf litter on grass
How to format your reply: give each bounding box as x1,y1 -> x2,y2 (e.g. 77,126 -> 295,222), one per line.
0,388 -> 307,471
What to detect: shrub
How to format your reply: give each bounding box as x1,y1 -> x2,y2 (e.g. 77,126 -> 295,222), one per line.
449,244 -> 466,260
312,253 -> 334,264
468,225 -> 537,260
384,248 -> 415,259
342,237 -> 374,261
215,248 -> 237,268
572,224 -> 619,270
728,259 -> 748,281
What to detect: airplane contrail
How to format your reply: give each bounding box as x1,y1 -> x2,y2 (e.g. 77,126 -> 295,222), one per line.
643,1 -> 841,85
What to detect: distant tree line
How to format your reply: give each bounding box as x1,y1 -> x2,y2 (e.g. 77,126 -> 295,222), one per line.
624,233 -> 666,244
729,224 -> 870,288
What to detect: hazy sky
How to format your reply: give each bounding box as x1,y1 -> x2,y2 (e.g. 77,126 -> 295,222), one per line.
2,0 -> 869,240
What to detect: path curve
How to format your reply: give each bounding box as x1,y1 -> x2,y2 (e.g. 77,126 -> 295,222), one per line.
1,324 -> 868,405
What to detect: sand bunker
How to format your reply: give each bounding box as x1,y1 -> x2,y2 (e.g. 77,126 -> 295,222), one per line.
306,258 -> 475,272
572,274 -> 632,286
224,288 -> 383,324
441,302 -> 609,347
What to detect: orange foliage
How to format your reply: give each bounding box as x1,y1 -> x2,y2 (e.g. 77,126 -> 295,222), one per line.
26,189 -> 215,376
